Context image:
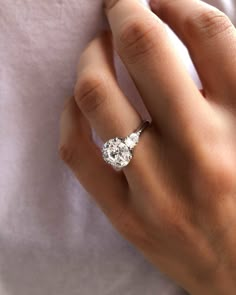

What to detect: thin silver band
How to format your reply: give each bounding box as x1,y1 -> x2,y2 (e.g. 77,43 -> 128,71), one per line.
134,120 -> 151,137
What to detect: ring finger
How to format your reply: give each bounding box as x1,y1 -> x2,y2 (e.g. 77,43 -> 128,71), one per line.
75,32 -> 141,142
75,31 -> 161,179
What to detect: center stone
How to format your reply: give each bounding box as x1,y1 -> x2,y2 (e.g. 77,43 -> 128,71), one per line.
102,137 -> 132,169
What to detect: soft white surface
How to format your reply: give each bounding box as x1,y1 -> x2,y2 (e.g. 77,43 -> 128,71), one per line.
0,1 -> 235,294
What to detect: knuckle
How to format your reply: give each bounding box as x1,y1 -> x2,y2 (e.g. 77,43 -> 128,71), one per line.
159,204 -> 190,241
186,8 -> 233,39
207,156 -> 235,192
164,216 -> 190,242
188,118 -> 236,198
59,144 -> 76,166
75,72 -> 107,114
118,17 -> 157,64
192,144 -> 235,198
191,249 -> 222,286
113,207 -> 151,249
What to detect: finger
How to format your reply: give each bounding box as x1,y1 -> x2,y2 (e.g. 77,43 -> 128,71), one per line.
150,0 -> 236,103
75,31 -> 167,188
75,31 -> 141,143
59,96 -> 129,219
104,0 -> 207,147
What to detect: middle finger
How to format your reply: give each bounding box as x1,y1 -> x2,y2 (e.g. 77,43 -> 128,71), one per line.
105,0 -> 208,146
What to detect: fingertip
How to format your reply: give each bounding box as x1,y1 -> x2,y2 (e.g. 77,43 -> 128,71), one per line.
82,30 -> 114,71
87,30 -> 113,52
77,29 -> 114,72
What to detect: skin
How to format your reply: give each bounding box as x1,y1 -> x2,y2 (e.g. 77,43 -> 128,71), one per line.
59,0 -> 236,294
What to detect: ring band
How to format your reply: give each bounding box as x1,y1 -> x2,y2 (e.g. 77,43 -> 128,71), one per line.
102,120 -> 151,169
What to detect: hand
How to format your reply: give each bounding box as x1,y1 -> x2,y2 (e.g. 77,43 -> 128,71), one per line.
59,0 -> 236,294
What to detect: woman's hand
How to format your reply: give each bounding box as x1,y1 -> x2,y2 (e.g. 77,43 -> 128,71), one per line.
59,0 -> 236,294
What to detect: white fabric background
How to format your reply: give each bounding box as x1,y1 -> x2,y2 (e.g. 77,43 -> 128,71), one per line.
0,1 -> 235,294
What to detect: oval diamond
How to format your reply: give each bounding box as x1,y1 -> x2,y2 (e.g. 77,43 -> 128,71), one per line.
102,138 -> 132,169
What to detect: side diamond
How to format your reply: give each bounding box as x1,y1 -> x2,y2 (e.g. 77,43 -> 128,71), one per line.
124,133 -> 139,149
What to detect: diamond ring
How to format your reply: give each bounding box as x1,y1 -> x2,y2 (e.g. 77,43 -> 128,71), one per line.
102,120 -> 151,170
